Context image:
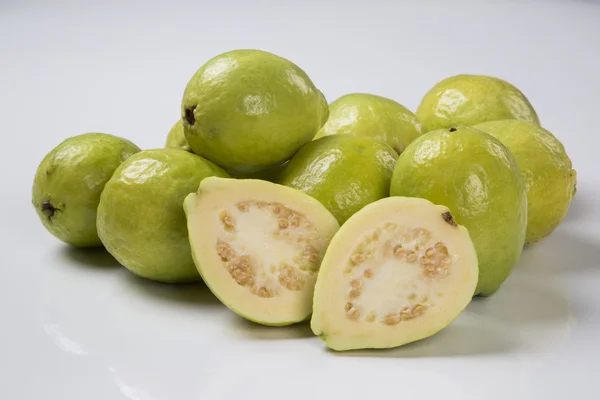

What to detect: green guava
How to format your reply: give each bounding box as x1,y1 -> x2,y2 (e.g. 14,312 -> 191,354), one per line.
311,196 -> 478,351
314,93 -> 422,154
416,74 -> 540,133
97,149 -> 229,283
277,135 -> 398,224
390,126 -> 527,296
32,133 -> 141,247
474,120 -> 577,244
181,49 -> 328,175
184,177 -> 339,326
165,119 -> 192,152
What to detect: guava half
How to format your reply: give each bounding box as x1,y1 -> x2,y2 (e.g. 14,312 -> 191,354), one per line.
165,119 -> 192,152
314,93 -> 422,154
416,74 -> 540,133
390,126 -> 527,296
474,120 -> 577,244
278,135 -> 398,224
311,196 -> 478,351
32,132 -> 141,247
184,177 -> 340,326
181,49 -> 328,175
97,149 -> 228,283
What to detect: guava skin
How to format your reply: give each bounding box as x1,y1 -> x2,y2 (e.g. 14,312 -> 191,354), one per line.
182,49 -> 328,175
474,120 -> 577,244
97,149 -> 229,283
390,126 -> 527,296
32,133 -> 141,247
314,93 -> 422,154
278,135 -> 398,225
416,74 -> 540,133
165,119 -> 192,152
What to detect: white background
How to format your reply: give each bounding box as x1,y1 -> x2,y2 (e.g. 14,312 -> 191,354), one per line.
1,0 -> 599,399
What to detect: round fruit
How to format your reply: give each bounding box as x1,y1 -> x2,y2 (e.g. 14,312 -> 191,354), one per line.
165,119 -> 192,152
474,120 -> 577,244
311,196 -> 478,351
32,133 -> 141,247
390,126 -> 527,296
416,74 -> 540,133
314,93 -> 422,154
181,49 -> 328,175
278,135 -> 398,224
97,149 -> 228,283
184,177 -> 340,326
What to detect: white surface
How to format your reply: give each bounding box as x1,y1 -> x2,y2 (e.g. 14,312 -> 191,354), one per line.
1,1 -> 600,399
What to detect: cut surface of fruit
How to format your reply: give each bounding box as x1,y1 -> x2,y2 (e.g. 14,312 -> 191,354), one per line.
184,177 -> 340,326
311,196 -> 478,351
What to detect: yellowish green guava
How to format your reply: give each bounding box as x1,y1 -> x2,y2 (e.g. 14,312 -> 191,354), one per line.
181,49 -> 328,175
32,133 -> 141,247
416,74 -> 540,133
277,135 -> 398,224
184,177 -> 340,326
474,120 -> 577,244
314,93 -> 422,154
165,119 -> 192,152
97,149 -> 228,283
390,126 -> 527,296
311,196 -> 478,351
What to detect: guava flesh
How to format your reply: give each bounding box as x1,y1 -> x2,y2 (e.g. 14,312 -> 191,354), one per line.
416,74 -> 540,133
474,120 -> 577,244
181,49 -> 328,175
314,93 -> 422,154
184,177 -> 339,326
311,196 -> 478,351
390,126 -> 527,296
278,135 -> 398,224
97,149 -> 229,283
32,132 -> 141,247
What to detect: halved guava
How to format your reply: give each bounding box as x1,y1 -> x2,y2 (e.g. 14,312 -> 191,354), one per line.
311,196 -> 478,351
184,177 -> 340,326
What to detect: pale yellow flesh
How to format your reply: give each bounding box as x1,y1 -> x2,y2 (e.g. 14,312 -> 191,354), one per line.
311,196 -> 478,351
185,177 -> 340,326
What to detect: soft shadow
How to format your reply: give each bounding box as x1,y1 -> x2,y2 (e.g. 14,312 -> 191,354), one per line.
561,190 -> 594,224
59,246 -> 121,268
231,317 -> 314,340
122,273 -> 222,308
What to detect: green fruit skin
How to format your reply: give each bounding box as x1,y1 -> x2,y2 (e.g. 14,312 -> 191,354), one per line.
97,149 -> 229,283
278,135 -> 398,224
314,93 -> 422,154
182,49 -> 328,175
165,119 -> 192,152
390,127 -> 527,296
474,120 -> 577,244
416,74 -> 540,133
32,133 -> 141,247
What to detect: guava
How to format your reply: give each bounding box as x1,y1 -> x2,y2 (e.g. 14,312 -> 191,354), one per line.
277,135 -> 398,224
32,133 -> 141,247
390,126 -> 527,296
97,149 -> 228,283
183,177 -> 339,326
314,93 -> 422,154
474,120 -> 577,244
181,49 -> 328,175
165,119 -> 192,152
416,74 -> 540,133
311,196 -> 478,351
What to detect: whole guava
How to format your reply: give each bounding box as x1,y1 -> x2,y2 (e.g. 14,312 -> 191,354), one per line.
181,49 -> 328,175
416,74 -> 540,133
97,149 -> 228,283
314,93 -> 422,154
474,120 -> 577,244
390,126 -> 527,296
32,133 -> 141,247
165,119 -> 192,152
